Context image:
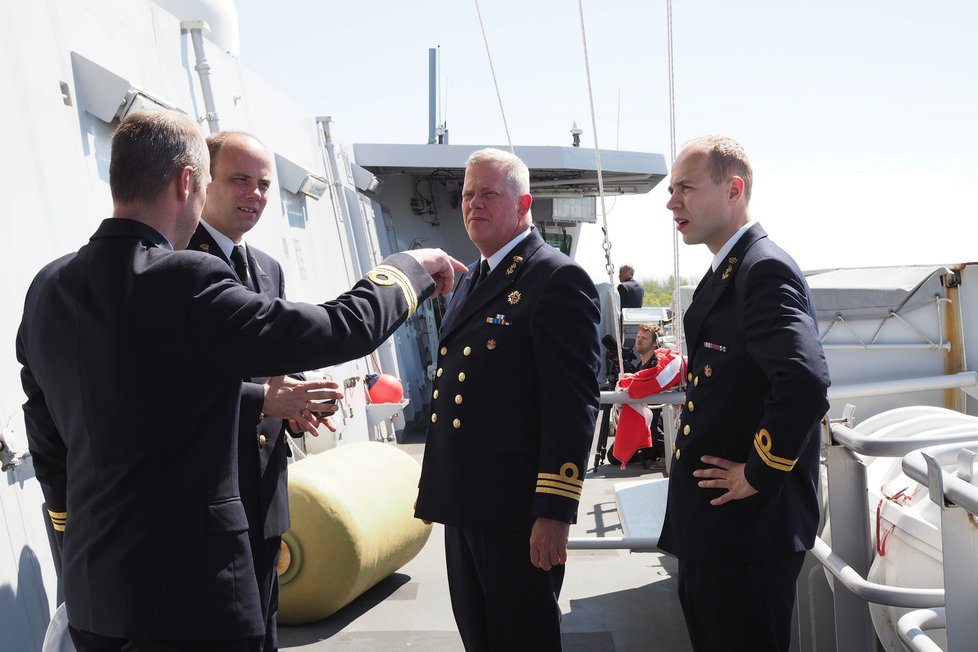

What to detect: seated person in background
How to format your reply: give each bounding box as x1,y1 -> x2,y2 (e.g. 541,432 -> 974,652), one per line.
618,264 -> 644,309
613,323 -> 686,468
634,322 -> 665,370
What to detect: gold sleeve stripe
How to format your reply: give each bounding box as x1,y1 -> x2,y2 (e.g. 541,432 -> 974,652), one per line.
536,486 -> 582,501
537,479 -> 583,497
753,437 -> 796,472
48,509 -> 67,532
537,472 -> 584,487
371,264 -> 418,315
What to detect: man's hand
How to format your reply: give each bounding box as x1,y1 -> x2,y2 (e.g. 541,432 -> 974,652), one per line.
262,376 -> 342,435
693,456 -> 758,505
404,248 -> 467,297
529,517 -> 570,571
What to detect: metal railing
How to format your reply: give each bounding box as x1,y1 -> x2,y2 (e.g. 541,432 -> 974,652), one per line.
571,372 -> 978,552
817,371 -> 978,651
572,371 -> 978,651
895,443 -> 978,651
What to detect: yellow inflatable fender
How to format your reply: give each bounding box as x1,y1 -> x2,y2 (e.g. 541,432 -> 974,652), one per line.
277,441 -> 431,624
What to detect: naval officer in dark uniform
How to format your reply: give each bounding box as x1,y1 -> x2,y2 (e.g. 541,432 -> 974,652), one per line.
659,135 -> 830,651
188,131 -> 336,652
17,110 -> 464,651
415,148 -> 601,651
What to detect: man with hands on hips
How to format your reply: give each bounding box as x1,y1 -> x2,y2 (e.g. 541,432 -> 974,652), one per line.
658,135 -> 830,652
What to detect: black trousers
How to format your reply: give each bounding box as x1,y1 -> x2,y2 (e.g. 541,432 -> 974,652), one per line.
444,524 -> 565,652
68,625 -> 260,652
677,552 -> 806,652
252,535 -> 283,652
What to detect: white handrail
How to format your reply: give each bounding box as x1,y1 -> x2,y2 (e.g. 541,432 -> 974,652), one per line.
827,371 -> 976,400
902,442 -> 978,515
810,538 -> 944,608
831,421 -> 978,457
567,536 -> 659,551
597,371 -> 977,407
896,608 -> 946,652
599,390 -> 683,406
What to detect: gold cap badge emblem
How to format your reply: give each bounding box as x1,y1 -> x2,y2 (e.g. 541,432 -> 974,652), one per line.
507,290 -> 521,305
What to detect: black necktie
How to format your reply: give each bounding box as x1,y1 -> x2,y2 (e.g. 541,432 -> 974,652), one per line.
230,245 -> 251,290
474,259 -> 490,287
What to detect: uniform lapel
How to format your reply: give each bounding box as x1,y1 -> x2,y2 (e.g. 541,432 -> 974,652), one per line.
247,251 -> 273,296
684,224 -> 767,354
683,267 -> 714,352
438,263 -> 480,335
188,224 -> 233,268
439,230 -> 545,340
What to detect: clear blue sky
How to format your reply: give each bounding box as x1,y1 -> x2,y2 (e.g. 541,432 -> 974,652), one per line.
235,0 -> 978,282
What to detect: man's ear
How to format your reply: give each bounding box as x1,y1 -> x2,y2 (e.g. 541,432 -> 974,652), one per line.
175,166 -> 194,200
728,176 -> 745,202
518,193 -> 532,216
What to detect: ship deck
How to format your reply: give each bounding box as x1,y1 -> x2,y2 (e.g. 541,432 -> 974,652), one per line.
279,430 -> 692,652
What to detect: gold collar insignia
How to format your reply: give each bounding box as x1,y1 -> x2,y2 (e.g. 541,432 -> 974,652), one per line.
505,255 -> 523,275
721,256 -> 738,281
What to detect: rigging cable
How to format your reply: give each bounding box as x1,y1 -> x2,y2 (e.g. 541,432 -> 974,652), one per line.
666,0 -> 684,351
473,0 -> 514,154
576,0 -> 625,378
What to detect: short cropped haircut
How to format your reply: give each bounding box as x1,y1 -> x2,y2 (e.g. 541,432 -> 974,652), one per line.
466,148 -> 530,197
206,130 -> 264,177
109,110 -> 208,204
685,135 -> 753,203
620,264 -> 635,276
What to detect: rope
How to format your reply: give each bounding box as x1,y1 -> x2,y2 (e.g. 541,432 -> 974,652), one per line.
473,0 -> 514,154
666,0 -> 684,353
576,0 -> 624,379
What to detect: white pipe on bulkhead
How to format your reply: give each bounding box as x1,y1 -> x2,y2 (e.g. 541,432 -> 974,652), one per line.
182,21 -> 221,134
316,117 -> 399,383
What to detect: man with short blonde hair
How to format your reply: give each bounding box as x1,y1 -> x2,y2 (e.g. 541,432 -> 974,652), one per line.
661,134 -> 829,651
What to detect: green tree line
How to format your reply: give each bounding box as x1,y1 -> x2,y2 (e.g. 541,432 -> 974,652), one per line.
639,276 -> 697,307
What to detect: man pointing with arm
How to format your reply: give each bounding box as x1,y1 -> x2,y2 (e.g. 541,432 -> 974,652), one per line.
17,109 -> 463,652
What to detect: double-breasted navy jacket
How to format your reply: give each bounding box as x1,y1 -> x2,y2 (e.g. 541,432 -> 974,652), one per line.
658,224 -> 830,561
415,229 -> 601,529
